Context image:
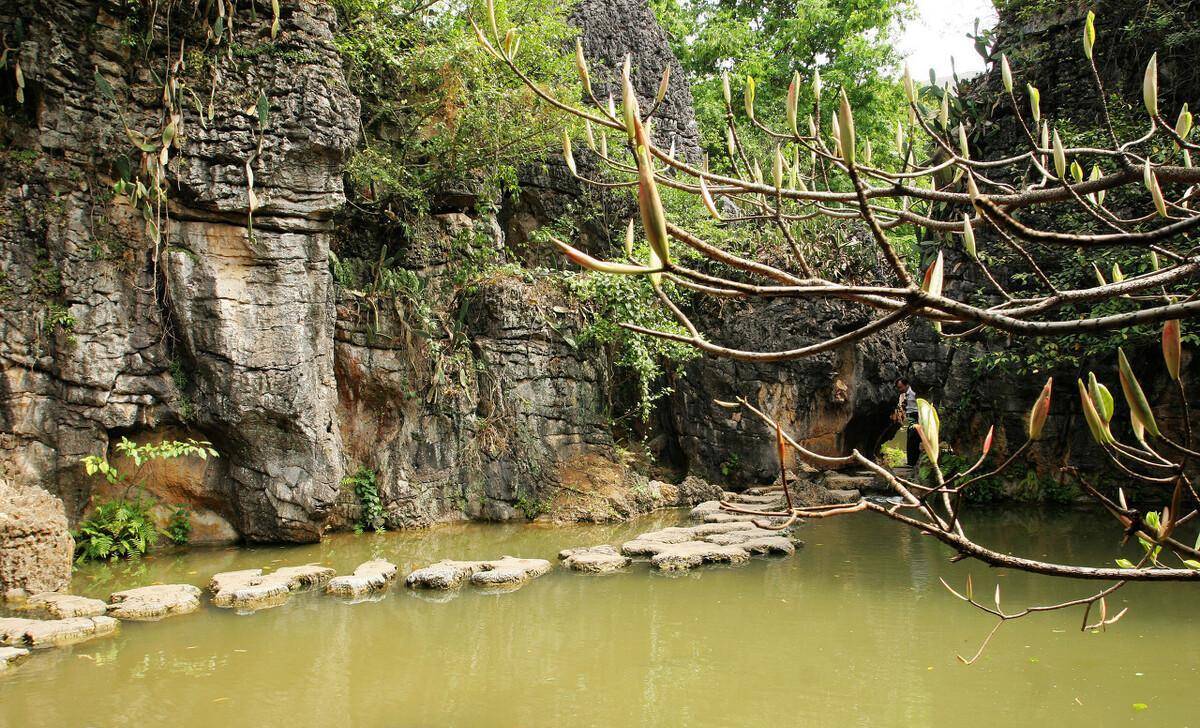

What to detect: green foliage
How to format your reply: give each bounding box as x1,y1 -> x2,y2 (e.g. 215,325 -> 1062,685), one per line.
332,0 -> 578,213
74,499 -> 159,563
879,443 -> 906,469
76,437 -> 218,562
651,0 -> 912,166
515,492 -> 550,519
344,466 -> 386,533
163,505 -> 192,545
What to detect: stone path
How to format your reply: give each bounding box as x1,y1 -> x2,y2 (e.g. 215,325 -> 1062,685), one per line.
558,545 -> 631,573
209,565 -> 336,611
404,557 -> 552,591
326,560 -> 398,598
0,616 -> 118,648
27,593 -> 106,619
0,646 -> 29,671
108,584 -> 202,621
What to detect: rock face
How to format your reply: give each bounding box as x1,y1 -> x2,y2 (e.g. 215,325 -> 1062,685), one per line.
210,564 -> 336,611
404,557 -> 552,591
0,479 -> 73,596
107,584 -> 202,621
0,615 -> 118,648
326,560 -> 397,598
669,296 -> 907,485
0,0 -> 355,542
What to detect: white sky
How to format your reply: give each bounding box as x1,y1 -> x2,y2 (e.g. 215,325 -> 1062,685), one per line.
896,0 -> 999,81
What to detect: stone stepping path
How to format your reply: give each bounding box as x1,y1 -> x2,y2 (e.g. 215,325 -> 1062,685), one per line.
405,557 -> 552,592
326,560 -> 397,599
108,584 -> 202,621
558,545 -> 631,573
27,593 -> 106,619
209,564 -> 335,612
0,615 -> 118,648
618,521 -> 796,571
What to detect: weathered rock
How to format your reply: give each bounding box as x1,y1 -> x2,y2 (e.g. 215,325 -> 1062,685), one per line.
405,557 -> 551,591
0,0 -> 356,544
326,560 -> 398,598
27,593 -> 106,619
0,616 -> 118,648
821,471 -> 885,495
826,489 -> 861,504
209,565 -> 335,611
0,645 -> 30,671
0,480 -> 73,597
107,584 -> 201,621
650,541 -> 751,571
558,545 -> 631,573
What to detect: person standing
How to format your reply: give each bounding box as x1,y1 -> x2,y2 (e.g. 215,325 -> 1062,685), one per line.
896,378 -> 920,467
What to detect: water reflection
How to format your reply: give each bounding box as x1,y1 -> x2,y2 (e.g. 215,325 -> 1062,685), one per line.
1,508 -> 1197,728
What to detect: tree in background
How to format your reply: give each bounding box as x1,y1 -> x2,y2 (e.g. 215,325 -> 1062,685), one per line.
651,0 -> 912,163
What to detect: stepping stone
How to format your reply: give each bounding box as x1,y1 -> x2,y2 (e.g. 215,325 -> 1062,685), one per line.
209,564 -> 335,611
405,557 -> 552,592
0,646 -> 29,671
823,471 -> 886,494
649,541 -> 751,571
0,616 -> 118,648
107,584 -> 202,621
827,489 -> 861,503
558,545 -> 631,573
326,560 -> 398,598
27,593 -> 107,619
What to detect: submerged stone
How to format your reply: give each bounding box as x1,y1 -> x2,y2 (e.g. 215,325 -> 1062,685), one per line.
558,545 -> 631,573
326,560 -> 398,598
0,616 -> 118,648
649,541 -> 751,571
26,593 -> 107,619
107,584 -> 202,621
209,564 -> 335,611
405,557 -> 552,591
0,645 -> 29,671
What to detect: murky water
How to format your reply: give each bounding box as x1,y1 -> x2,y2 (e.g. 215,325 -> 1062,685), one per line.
2,508 -> 1197,727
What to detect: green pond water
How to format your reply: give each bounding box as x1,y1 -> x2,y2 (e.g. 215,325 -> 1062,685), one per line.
2,508 -> 1198,727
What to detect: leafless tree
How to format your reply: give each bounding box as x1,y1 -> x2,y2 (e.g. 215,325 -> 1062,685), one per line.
473,7 -> 1199,660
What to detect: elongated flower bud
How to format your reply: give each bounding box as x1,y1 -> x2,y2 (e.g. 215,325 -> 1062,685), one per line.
958,124 -> 969,159
812,67 -> 822,101
1163,320 -> 1182,381
1000,54 -> 1013,94
1176,103 -> 1193,140
1118,348 -> 1161,437
838,90 -> 855,165
921,251 -> 944,297
721,72 -> 731,106
1077,378 -> 1114,445
562,131 -> 576,176
1028,377 -> 1052,440
1111,262 -> 1124,283
916,399 -> 940,464
634,140 -> 670,267
773,145 -> 784,189
1145,165 -> 1167,217
1052,129 -> 1066,178
895,121 -> 905,153
903,65 -> 915,103
1027,84 -> 1041,123
744,75 -> 756,119
1087,372 -> 1114,423
598,127 -> 607,158
1092,263 -> 1106,286
621,63 -> 640,141
624,219 -> 635,258
962,214 -> 976,258
584,120 -> 595,151
575,39 -> 591,95
1090,165 -> 1106,205
552,237 -> 658,275
1143,53 -> 1158,117
698,175 -> 722,221
725,126 -> 736,159
786,71 -> 800,136
1083,10 -> 1096,60
939,87 -> 950,129
654,66 -> 670,105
